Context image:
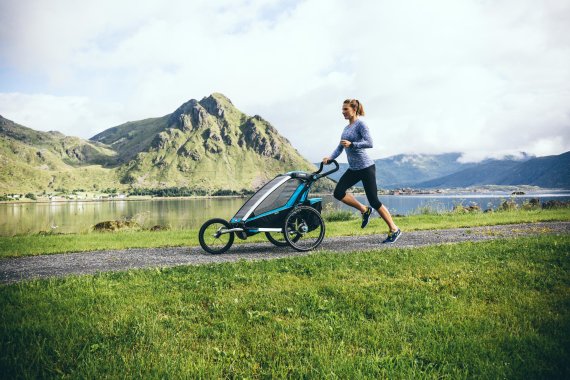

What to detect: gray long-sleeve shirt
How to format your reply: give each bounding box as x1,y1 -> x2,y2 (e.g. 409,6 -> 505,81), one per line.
329,119 -> 374,170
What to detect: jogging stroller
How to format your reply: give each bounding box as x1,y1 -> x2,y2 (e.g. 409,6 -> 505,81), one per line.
198,160 -> 339,254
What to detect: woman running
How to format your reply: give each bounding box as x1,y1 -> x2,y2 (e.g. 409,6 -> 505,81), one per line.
322,99 -> 401,243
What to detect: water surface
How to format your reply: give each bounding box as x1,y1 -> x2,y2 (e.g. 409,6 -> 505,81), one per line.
1,191 -> 569,236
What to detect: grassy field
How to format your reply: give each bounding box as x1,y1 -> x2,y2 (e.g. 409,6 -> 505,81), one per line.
1,235 -> 569,378
0,207 -> 568,258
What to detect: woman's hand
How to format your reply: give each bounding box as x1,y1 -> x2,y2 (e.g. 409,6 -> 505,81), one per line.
322,157 -> 331,164
340,140 -> 352,148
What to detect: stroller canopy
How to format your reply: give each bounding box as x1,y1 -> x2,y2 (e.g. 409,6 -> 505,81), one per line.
233,175 -> 304,221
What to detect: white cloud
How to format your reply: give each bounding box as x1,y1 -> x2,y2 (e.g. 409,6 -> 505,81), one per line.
0,93 -> 125,138
1,0 -> 569,162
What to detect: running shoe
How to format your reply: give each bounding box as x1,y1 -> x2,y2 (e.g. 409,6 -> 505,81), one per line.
382,228 -> 402,244
361,206 -> 372,228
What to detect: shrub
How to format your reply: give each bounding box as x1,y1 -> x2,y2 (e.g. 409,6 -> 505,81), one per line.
542,200 -> 570,209
500,199 -> 518,211
521,198 -> 541,210
212,189 -> 240,196
24,193 -> 37,201
453,204 -> 482,213
322,203 -> 356,222
92,220 -> 141,232
149,224 -> 170,231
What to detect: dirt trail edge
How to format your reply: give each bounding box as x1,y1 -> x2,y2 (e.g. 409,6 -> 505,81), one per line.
1,222 -> 569,284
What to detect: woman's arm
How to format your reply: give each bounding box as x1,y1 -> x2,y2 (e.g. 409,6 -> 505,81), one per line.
350,122 -> 373,149
328,144 -> 344,161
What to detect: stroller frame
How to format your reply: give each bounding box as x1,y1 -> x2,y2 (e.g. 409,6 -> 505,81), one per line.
199,160 -> 339,253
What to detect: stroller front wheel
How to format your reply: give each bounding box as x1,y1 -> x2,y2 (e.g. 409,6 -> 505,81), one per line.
199,218 -> 235,254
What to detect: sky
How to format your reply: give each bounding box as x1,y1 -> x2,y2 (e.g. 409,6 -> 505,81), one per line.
1,0 -> 569,163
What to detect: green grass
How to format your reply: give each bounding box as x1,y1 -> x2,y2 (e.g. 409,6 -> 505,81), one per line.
326,207 -> 570,236
0,208 -> 569,258
1,235 -> 569,378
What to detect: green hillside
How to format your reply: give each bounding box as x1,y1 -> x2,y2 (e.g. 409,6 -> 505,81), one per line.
1,94 -> 332,194
0,116 -> 119,193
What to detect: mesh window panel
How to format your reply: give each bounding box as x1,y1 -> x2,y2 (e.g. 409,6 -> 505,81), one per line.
233,176 -> 289,219
253,178 -> 303,216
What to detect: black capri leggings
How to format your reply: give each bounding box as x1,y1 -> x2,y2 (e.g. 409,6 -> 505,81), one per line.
333,164 -> 383,210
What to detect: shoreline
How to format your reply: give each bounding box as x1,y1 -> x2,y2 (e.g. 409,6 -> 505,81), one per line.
0,195 -> 251,205
0,192 -> 340,205
2,189 -> 570,205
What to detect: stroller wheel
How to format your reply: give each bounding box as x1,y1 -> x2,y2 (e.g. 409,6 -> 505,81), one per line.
284,206 -> 325,251
265,231 -> 301,247
265,231 -> 289,247
198,218 -> 234,254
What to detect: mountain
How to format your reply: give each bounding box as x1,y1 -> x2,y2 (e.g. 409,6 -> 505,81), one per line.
500,151 -> 570,188
323,151 -> 570,189
416,152 -> 570,189
0,115 -> 116,165
0,115 -> 119,193
326,153 -> 481,188
375,153 -> 483,187
1,93 -> 331,193
91,93 -> 324,190
415,159 -> 525,188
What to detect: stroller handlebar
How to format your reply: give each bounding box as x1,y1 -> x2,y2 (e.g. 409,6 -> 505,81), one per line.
313,159 -> 339,179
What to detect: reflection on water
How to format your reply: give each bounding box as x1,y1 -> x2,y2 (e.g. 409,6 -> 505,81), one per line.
0,198 -> 248,236
1,192 -> 569,236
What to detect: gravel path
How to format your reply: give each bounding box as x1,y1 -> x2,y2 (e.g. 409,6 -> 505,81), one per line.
1,222 -> 569,284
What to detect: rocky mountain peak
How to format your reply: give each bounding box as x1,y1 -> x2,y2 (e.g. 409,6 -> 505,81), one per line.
199,93 -> 233,116
199,96 -> 225,119
167,99 -> 200,130
167,93 -> 237,131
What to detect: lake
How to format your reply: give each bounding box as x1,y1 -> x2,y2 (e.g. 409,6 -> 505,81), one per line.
1,191 -> 569,236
